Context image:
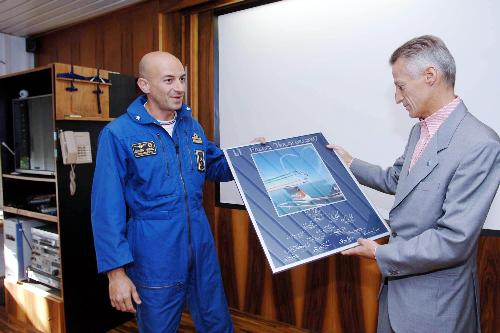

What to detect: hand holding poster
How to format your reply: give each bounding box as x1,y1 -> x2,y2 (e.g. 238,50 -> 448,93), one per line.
224,133 -> 389,273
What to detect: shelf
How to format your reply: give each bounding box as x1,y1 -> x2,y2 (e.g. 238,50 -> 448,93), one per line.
5,277 -> 62,301
3,173 -> 56,183
4,278 -> 64,333
3,206 -> 58,223
61,114 -> 113,121
56,76 -> 112,86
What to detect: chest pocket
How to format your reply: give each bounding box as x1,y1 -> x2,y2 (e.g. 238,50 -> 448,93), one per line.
125,134 -> 177,198
131,141 -> 157,158
180,129 -> 206,196
181,129 -> 206,173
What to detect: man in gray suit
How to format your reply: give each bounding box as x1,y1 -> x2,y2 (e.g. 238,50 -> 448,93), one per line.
330,35 -> 500,332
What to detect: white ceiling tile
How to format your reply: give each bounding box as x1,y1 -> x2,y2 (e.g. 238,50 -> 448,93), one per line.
0,0 -> 146,37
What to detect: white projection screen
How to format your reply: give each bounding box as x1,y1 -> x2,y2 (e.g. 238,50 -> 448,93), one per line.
215,0 -> 500,232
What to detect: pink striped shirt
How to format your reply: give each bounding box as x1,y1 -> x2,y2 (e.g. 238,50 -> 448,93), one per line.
409,97 -> 461,171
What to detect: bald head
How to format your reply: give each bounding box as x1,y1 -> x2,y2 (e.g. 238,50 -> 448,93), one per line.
138,51 -> 183,80
136,51 -> 186,116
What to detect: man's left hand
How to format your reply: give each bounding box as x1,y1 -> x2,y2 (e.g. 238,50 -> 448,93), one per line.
342,238 -> 379,260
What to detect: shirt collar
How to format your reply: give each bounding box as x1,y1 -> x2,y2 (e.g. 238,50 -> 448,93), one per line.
420,96 -> 461,137
127,95 -> 192,125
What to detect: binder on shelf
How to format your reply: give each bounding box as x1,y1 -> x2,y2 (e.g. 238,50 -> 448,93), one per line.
4,218 -> 45,281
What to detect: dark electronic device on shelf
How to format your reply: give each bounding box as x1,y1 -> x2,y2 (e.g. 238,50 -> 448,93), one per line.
12,94 -> 55,175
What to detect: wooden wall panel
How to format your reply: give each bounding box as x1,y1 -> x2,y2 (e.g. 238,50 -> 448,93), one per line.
35,0 -> 160,75
243,218 -> 267,315
102,16 -> 122,71
160,12 -> 183,59
358,258 -> 383,332
79,25 -> 98,67
302,260 -> 328,331
271,270 -> 296,326
35,33 -> 58,66
4,280 -> 65,333
477,236 -> 500,333
132,4 -> 159,75
217,208 -> 240,308
290,265 -> 307,327
335,256 -> 366,333
118,10 -> 135,75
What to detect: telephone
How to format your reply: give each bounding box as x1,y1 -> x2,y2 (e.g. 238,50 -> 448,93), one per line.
59,131 -> 92,165
59,131 -> 92,196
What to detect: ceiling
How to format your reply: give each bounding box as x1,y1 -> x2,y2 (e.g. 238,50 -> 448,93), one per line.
0,0 -> 146,37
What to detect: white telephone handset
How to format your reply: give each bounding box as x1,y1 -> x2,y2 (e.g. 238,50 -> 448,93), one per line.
59,131 -> 92,165
59,131 -> 92,196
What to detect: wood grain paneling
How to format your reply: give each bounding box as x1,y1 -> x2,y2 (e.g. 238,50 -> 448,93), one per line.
244,217 -> 267,315
35,1 -> 160,76
335,256 -> 366,333
477,236 -> 500,333
217,208 -> 240,308
302,260 -> 328,331
160,0 -> 214,12
102,16 -> 121,71
271,270 -> 296,326
188,13 -> 199,118
160,12 -> 183,59
54,63 -> 111,120
4,279 -> 65,333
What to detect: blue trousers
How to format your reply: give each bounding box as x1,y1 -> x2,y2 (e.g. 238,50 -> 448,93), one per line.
135,263 -> 233,333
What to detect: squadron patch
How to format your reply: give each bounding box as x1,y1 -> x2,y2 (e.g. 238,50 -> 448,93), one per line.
132,141 -> 157,158
195,150 -> 206,171
192,133 -> 203,144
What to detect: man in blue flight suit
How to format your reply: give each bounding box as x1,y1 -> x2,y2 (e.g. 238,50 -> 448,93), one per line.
91,51 -> 234,333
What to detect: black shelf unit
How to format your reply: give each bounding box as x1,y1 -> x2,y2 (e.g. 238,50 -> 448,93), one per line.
0,65 -> 136,333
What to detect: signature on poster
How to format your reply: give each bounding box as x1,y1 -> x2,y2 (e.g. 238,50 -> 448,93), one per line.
282,208 -> 381,262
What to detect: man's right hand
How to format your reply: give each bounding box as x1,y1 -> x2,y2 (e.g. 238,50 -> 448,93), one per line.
327,144 -> 354,166
107,267 -> 142,313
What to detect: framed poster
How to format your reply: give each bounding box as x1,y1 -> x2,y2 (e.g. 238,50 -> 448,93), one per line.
224,133 -> 390,273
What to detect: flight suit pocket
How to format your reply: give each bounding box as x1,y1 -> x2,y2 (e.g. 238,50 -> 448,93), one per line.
127,218 -> 188,287
125,135 -> 177,198
187,138 -> 206,195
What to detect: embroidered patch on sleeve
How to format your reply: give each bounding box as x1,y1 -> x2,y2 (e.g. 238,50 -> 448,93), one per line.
195,150 -> 206,171
132,141 -> 157,158
192,133 -> 203,144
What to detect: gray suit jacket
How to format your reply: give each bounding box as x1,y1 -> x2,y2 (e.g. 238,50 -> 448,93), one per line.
351,102 -> 500,333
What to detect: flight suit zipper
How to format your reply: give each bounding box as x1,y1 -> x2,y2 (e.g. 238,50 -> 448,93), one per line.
185,129 -> 194,171
156,133 -> 170,175
174,142 -> 193,271
156,125 -> 193,271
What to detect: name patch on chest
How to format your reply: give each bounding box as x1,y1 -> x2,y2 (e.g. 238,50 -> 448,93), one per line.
132,141 -> 157,158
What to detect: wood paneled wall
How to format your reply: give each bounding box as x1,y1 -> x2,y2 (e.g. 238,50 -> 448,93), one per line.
35,0 -> 160,75
32,0 -> 500,332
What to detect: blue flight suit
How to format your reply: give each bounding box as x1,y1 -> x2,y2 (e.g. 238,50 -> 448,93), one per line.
91,95 -> 234,333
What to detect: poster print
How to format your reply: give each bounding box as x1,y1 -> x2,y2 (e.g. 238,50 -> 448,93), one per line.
254,143 -> 346,217
224,133 -> 389,273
